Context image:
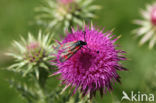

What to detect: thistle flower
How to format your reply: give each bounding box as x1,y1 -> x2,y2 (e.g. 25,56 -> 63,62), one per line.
133,2 -> 156,49
7,31 -> 55,79
51,25 -> 127,98
35,0 -> 101,34
58,0 -> 74,4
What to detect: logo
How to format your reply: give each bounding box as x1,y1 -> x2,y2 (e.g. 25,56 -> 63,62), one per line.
121,91 -> 154,102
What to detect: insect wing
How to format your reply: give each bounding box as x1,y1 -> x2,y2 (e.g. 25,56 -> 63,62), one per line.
56,41 -> 77,51
59,45 -> 81,62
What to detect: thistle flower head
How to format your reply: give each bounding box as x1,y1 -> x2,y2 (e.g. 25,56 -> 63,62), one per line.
151,6 -> 156,25
51,25 -> 127,98
7,31 -> 55,78
35,0 -> 101,34
133,2 -> 156,49
58,0 -> 74,4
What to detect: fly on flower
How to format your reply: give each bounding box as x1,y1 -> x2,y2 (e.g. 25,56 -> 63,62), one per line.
57,31 -> 88,62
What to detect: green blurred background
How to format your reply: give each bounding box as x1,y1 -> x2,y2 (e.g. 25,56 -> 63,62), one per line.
0,0 -> 156,103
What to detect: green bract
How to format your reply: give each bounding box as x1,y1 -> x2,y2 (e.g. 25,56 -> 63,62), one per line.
7,31 -> 56,79
35,0 -> 101,34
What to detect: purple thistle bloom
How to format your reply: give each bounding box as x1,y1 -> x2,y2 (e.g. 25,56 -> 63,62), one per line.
151,6 -> 156,25
58,0 -> 74,5
133,2 -> 156,49
51,25 -> 127,98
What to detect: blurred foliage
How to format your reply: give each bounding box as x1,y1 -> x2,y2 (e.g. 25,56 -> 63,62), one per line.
0,0 -> 156,103
35,0 -> 101,35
